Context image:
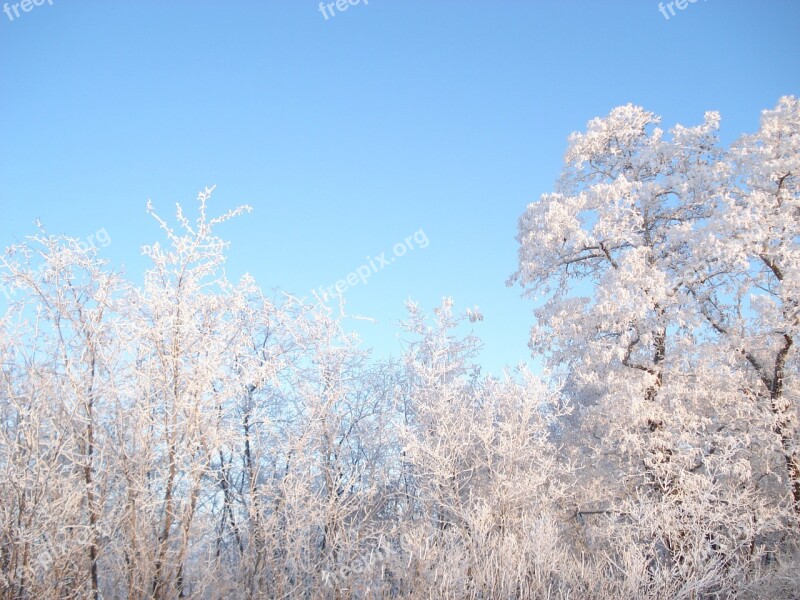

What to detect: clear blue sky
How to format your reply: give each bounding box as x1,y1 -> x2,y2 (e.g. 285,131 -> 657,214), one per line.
2,1 -> 798,375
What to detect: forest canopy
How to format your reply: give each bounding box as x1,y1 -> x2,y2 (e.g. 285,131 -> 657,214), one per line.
1,97 -> 798,599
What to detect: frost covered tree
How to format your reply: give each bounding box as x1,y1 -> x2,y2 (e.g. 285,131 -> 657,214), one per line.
693,97 -> 800,514
0,230 -> 126,599
110,190 -> 259,598
0,188 -> 402,599
391,299 -> 575,598
510,97 -> 799,596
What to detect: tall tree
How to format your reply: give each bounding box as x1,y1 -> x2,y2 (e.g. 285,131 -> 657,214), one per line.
510,97 -> 799,592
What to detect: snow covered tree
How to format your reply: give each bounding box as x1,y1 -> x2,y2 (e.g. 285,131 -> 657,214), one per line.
510,97 -> 799,596
0,230 -> 126,599
692,96 -> 800,516
393,299 -> 574,598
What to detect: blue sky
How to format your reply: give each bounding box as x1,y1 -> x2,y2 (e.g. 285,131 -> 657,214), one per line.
1,0 -> 798,375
